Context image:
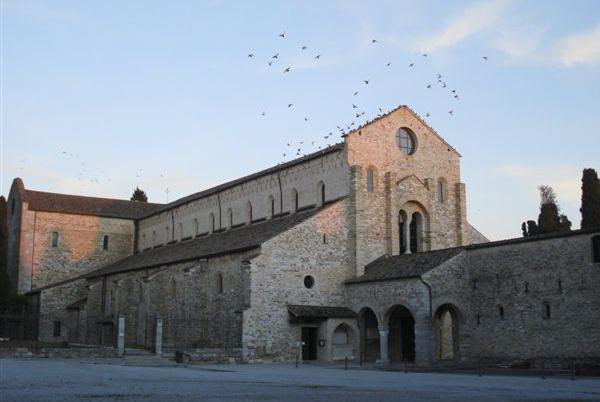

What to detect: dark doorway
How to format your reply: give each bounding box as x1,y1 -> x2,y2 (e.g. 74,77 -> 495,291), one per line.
301,327 -> 318,361
388,305 -> 415,362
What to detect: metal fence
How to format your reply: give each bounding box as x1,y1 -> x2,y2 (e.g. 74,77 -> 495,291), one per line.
0,310 -> 39,340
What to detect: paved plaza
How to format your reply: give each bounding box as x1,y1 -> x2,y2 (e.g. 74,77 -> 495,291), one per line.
1,358 -> 600,401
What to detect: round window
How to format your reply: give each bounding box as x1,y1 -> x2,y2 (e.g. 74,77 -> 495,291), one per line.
396,128 -> 416,155
304,275 -> 315,289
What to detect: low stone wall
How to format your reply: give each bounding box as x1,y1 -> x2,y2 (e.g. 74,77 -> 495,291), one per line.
165,347 -> 243,363
0,346 -> 118,359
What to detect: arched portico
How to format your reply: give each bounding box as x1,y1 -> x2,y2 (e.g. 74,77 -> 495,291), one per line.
386,305 -> 416,362
359,307 -> 380,362
434,304 -> 462,361
396,201 -> 430,255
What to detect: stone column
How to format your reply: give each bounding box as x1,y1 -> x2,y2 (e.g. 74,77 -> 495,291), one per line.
404,215 -> 412,254
377,325 -> 390,363
154,317 -> 163,356
117,314 -> 125,357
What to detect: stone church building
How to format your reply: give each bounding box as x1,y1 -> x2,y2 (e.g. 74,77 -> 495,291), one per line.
7,105 -> 600,366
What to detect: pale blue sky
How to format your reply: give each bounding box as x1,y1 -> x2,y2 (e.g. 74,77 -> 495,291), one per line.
2,0 -> 599,240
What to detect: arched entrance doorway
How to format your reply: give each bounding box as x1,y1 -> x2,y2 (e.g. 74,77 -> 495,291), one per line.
434,304 -> 461,360
388,305 -> 415,362
359,308 -> 380,362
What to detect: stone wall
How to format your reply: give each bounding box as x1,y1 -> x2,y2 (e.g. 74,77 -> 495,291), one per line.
7,180 -> 25,292
137,150 -> 349,250
242,200 -> 354,362
83,251 -> 254,350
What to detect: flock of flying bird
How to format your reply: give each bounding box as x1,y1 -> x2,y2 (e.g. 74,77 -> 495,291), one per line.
247,32 -> 489,162
24,32 -> 489,201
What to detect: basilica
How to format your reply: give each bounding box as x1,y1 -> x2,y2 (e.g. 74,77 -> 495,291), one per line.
7,105 -> 600,366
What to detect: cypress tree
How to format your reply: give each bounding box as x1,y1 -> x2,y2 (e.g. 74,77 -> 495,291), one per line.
0,197 -> 10,309
580,168 -> 600,229
130,187 -> 148,203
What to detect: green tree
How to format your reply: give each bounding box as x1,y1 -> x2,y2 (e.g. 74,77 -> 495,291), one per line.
580,168 -> 600,229
0,196 -> 10,309
130,187 -> 148,203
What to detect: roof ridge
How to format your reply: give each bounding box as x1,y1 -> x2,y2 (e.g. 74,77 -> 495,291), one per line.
24,188 -> 163,206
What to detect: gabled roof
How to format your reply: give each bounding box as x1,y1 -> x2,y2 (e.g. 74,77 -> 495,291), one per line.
11,178 -> 163,220
346,247 -> 465,284
84,202 -> 340,279
142,143 -> 345,218
342,105 -> 461,157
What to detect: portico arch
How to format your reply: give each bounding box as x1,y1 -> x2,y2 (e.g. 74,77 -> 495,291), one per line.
386,304 -> 416,362
358,307 -> 380,362
434,304 -> 462,361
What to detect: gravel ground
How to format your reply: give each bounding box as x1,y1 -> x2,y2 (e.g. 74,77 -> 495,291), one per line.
1,358 -> 600,402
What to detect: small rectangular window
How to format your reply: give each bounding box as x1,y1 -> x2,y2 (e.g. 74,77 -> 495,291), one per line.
103,235 -> 109,250
51,231 -> 59,248
53,321 -> 61,337
367,170 -> 374,193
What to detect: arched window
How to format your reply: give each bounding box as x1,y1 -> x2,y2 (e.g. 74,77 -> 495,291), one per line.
194,218 -> 199,236
209,213 -> 215,232
398,210 -> 408,254
227,208 -> 233,228
51,231 -> 59,248
593,235 -> 600,263
409,212 -> 423,253
291,189 -> 299,212
246,202 -> 253,224
438,179 -> 446,203
367,169 -> 374,193
217,273 -> 223,294
102,235 -> 109,251
396,128 -> 416,155
498,305 -> 505,319
269,195 -> 275,218
318,181 -> 325,206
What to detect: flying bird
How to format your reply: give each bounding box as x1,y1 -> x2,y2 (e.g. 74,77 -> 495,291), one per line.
268,61 -> 273,66
352,104 -> 358,109
304,117 -> 308,121
426,112 -> 430,117
422,53 -> 428,57
272,53 -> 279,59
437,74 -> 442,79
301,46 -> 307,50
279,32 -> 286,38
482,56 -> 488,61
371,39 -> 378,43
353,91 -> 358,96
283,67 -> 291,73
409,63 -> 414,67
363,80 -> 369,85
248,53 -> 254,58
448,110 -> 454,116
261,111 -> 266,116
315,54 -> 321,59
386,62 -> 391,67
426,84 -> 431,89
288,103 -> 293,108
